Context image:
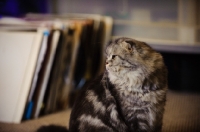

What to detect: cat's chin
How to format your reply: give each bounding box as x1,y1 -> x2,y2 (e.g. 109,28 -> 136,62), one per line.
107,70 -> 131,81
107,69 -> 127,77
106,65 -> 134,74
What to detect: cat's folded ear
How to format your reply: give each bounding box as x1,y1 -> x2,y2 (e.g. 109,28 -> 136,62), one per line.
121,40 -> 135,52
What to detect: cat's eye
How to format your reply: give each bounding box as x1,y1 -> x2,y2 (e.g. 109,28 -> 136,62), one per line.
128,47 -> 132,51
112,55 -> 117,59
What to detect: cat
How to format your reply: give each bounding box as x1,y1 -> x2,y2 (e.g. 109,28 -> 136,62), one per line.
38,37 -> 168,132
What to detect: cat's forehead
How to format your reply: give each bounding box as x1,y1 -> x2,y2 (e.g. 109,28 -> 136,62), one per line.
106,37 -> 152,56
106,37 -> 137,54
105,43 -> 123,56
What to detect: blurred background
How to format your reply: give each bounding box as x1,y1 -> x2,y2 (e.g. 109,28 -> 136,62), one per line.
1,0 -> 200,92
0,0 -> 200,131
1,0 -> 200,42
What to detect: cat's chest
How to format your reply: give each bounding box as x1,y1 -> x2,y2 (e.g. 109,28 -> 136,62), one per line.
116,88 -> 150,116
118,90 -> 147,106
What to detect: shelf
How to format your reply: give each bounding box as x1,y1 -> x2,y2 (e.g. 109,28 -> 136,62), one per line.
149,43 -> 200,54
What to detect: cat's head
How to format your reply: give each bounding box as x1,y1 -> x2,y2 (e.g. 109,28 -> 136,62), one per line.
105,37 -> 164,80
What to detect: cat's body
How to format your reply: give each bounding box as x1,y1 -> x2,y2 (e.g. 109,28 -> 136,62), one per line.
69,37 -> 168,132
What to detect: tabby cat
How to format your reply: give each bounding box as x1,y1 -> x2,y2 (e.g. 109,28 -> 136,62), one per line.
68,37 -> 168,132
38,37 -> 168,132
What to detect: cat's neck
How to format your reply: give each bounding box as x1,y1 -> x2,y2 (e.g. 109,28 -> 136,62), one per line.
107,69 -> 145,93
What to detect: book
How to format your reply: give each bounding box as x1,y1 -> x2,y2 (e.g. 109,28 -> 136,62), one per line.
33,29 -> 61,118
0,17 -> 68,119
24,14 -> 89,114
44,24 -> 79,114
0,14 -> 113,121
97,16 -> 113,75
25,13 -> 113,110
0,30 -> 43,123
24,30 -> 50,120
21,21 -> 66,119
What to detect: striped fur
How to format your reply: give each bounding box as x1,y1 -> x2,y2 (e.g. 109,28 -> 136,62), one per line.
69,37 -> 168,132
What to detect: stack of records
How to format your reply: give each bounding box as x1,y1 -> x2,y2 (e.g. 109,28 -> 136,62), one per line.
0,13 -> 113,123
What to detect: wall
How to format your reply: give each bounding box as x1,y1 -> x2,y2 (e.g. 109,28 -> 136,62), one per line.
48,0 -> 200,44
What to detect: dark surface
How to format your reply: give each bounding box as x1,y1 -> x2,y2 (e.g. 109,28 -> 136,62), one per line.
161,52 -> 200,93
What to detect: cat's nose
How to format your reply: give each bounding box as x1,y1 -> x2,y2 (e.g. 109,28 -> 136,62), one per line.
106,60 -> 109,65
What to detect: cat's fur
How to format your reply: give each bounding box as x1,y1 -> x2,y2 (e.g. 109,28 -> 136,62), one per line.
37,37 -> 168,132
69,37 -> 168,132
